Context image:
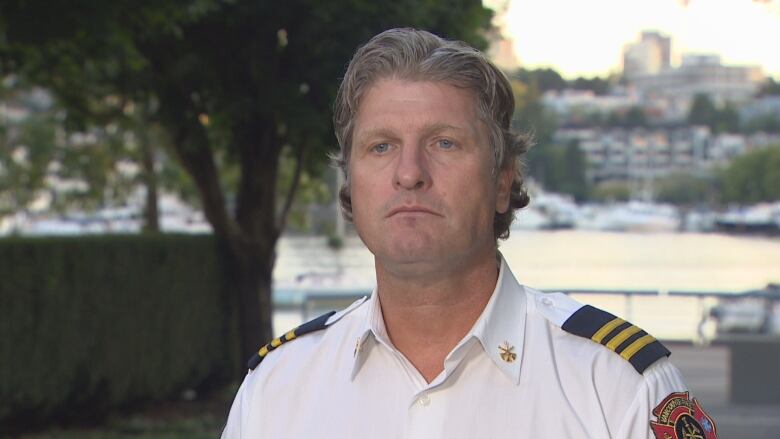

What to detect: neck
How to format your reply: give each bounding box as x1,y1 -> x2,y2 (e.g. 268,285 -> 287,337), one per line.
375,251 -> 500,382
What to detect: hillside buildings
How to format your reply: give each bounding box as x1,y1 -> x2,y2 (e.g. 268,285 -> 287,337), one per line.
623,32 -> 764,112
555,127 -> 780,184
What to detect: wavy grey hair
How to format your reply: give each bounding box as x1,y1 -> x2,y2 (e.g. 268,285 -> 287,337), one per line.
331,28 -> 531,241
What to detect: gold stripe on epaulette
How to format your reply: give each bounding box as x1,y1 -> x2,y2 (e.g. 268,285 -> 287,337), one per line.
284,330 -> 297,341
271,337 -> 282,348
591,317 -> 625,343
620,334 -> 656,360
606,325 -> 642,351
258,345 -> 269,357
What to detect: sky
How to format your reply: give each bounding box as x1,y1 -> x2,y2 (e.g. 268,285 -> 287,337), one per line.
489,0 -> 780,79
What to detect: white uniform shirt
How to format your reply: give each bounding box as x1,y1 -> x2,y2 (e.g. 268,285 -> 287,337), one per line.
222,258 -> 711,439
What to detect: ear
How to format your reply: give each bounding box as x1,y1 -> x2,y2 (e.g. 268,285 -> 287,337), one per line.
495,162 -> 515,214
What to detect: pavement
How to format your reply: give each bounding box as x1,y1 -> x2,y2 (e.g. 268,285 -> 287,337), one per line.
669,342 -> 780,439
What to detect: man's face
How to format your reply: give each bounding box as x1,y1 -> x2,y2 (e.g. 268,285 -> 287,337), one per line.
349,79 -> 513,276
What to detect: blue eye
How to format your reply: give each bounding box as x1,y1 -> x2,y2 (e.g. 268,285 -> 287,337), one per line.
372,143 -> 390,153
438,139 -> 454,149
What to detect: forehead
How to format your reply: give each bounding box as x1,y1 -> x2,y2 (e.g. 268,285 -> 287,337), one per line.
353,79 -> 481,137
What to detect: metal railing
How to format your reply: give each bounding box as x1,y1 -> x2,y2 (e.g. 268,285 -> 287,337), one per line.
274,285 -> 780,342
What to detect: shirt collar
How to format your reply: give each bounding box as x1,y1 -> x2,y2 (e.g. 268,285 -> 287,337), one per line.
349,254 -> 527,384
470,255 -> 527,384
350,285 -> 384,381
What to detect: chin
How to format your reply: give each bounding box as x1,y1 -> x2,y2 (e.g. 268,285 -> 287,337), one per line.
364,235 -> 435,263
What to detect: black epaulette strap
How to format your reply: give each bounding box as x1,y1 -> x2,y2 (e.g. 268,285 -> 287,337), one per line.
247,310 -> 336,370
561,305 -> 670,374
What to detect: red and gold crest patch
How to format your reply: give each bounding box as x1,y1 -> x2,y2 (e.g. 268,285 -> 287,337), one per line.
651,392 -> 717,439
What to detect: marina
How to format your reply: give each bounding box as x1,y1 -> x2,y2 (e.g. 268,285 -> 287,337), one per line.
271,230 -> 780,341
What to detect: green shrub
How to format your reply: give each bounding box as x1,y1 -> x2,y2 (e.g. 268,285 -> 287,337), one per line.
0,234 -> 239,430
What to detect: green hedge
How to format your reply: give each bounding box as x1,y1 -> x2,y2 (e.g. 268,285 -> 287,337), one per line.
0,234 -> 239,430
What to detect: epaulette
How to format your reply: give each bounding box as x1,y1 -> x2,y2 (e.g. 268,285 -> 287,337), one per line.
247,310 -> 336,370
561,305 -> 670,374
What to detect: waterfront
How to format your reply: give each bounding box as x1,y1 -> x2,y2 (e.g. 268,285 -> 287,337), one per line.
272,230 -> 780,339
275,229 -> 780,292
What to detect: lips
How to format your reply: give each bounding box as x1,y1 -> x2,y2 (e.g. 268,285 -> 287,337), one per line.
386,205 -> 441,218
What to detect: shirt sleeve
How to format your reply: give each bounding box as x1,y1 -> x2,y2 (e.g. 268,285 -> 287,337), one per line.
615,358 -> 689,439
221,374 -> 251,439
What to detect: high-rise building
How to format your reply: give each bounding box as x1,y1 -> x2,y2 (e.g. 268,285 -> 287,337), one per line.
623,31 -> 671,79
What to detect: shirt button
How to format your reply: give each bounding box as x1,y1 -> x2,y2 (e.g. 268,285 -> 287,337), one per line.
417,395 -> 431,407
541,297 -> 554,306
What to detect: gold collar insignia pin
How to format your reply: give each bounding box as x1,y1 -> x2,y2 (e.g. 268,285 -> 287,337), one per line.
499,341 -> 517,363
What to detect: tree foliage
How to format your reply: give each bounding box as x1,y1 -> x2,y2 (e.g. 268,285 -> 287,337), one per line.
510,77 -> 558,145
607,106 -> 647,128
525,140 -> 590,202
687,93 -> 740,133
719,144 -> 780,204
654,173 -> 718,206
0,78 -> 177,231
570,76 -> 610,95
512,68 -> 567,93
758,77 -> 780,97
591,180 -> 631,203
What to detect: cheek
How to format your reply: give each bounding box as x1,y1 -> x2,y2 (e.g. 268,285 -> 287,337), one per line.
349,170 -> 383,216
449,172 -> 496,216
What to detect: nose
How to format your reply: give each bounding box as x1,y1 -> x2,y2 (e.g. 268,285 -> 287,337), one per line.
393,144 -> 431,190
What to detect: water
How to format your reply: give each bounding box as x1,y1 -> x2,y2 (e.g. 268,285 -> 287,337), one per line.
275,230 -> 780,292
272,230 -> 780,339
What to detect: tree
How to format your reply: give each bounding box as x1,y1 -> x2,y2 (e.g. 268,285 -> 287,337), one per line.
571,76 -> 610,95
688,94 -> 718,128
687,94 -> 739,133
559,140 -> 590,202
510,78 -> 557,145
523,140 -> 589,201
758,77 -> 780,97
591,181 -> 631,202
512,68 -> 567,93
605,106 -> 647,128
0,0 -> 493,366
0,83 -> 57,220
654,173 -> 717,206
719,144 -> 780,204
715,102 -> 740,133
0,78 -> 169,232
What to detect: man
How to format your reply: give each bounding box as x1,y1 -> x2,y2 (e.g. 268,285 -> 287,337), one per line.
221,28 -> 717,439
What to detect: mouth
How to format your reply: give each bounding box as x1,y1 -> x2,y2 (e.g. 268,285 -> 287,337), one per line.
386,206 -> 441,218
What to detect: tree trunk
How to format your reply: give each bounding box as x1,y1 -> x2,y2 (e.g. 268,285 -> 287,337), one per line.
169,116 -> 282,371
230,118 -> 281,364
138,126 -> 160,233
224,236 -> 275,368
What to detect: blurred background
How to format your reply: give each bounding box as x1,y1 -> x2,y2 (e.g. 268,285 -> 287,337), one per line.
1,0 -> 778,437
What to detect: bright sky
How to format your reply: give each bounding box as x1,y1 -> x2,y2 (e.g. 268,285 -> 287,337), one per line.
490,0 -> 780,78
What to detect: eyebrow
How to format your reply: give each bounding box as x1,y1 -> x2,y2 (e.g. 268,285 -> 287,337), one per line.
355,123 -> 467,143
353,127 -> 400,144
421,123 -> 467,136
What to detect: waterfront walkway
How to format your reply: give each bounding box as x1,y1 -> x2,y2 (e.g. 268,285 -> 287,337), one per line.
670,342 -> 780,439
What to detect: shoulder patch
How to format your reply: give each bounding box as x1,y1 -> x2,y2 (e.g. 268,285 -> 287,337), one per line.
651,391 -> 718,439
561,304 -> 670,374
247,310 -> 336,370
